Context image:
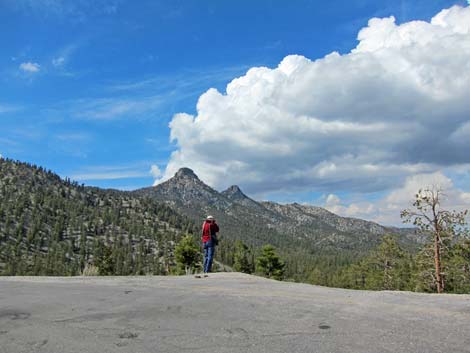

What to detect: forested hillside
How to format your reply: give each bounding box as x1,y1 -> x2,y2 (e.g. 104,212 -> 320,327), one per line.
1,158 -> 469,294
134,168 -> 420,253
133,167 -> 424,284
0,158 -> 196,275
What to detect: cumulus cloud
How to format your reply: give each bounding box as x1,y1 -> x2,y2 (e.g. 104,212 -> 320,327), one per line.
325,194 -> 341,207
150,164 -> 162,185
158,6 -> 470,223
324,192 -> 376,220
19,62 -> 40,73
325,171 -> 470,226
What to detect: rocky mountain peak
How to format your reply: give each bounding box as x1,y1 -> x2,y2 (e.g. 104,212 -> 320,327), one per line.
134,166 -> 419,252
174,167 -> 199,180
222,185 -> 244,196
220,184 -> 273,213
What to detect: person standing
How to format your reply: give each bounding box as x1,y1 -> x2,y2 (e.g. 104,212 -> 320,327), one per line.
201,215 -> 219,275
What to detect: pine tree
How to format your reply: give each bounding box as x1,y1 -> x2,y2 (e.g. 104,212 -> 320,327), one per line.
256,245 -> 285,280
95,242 -> 114,275
445,240 -> 470,293
401,187 -> 468,293
175,235 -> 201,275
370,236 -> 408,290
233,240 -> 253,274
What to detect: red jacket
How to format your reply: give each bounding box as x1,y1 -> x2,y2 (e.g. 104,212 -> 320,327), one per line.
201,221 -> 219,243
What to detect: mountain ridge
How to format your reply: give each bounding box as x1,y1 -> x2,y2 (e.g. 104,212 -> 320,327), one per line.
0,158 -> 197,275
134,167 -> 419,252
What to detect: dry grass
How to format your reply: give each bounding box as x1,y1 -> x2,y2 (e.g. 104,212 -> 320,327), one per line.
81,264 -> 99,276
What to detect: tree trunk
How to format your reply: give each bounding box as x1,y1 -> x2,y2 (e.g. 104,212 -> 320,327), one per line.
434,232 -> 443,293
432,196 -> 443,294
383,260 -> 391,290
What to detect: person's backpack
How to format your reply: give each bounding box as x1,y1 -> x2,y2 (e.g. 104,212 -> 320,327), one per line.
211,221 -> 220,245
211,232 -> 219,246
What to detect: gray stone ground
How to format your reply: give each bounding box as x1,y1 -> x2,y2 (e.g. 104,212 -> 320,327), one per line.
1,273 -> 469,353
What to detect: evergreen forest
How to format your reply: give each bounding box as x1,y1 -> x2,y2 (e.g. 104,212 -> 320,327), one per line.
1,158 -> 469,293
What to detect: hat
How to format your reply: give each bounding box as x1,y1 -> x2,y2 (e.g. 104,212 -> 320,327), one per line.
206,215 -> 214,220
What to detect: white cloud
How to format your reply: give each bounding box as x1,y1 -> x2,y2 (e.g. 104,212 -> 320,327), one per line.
55,133 -> 90,141
324,192 -> 376,220
150,164 -> 162,185
69,164 -> 152,181
19,62 -> 40,73
71,171 -> 148,181
52,56 -> 65,67
324,171 -> 470,226
324,193 -> 376,219
160,5 -> 470,202
450,121 -> 470,144
325,194 -> 340,207
56,96 -> 164,121
52,43 -> 80,70
384,172 -> 453,205
9,0 -> 121,20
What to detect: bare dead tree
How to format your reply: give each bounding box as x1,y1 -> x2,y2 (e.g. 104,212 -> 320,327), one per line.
401,187 -> 468,293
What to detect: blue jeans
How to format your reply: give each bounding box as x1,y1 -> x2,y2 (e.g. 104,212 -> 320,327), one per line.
203,239 -> 215,273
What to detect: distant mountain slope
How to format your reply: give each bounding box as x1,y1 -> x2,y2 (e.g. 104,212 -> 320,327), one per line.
0,159 -> 196,275
134,168 -> 282,246
0,158 -> 420,278
134,168 -> 419,252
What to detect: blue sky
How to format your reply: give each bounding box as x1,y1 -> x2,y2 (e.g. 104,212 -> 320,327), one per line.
1,0 -> 469,225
